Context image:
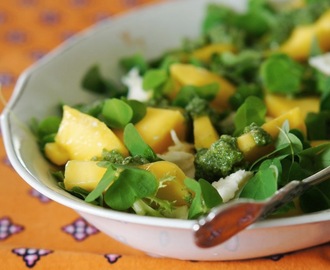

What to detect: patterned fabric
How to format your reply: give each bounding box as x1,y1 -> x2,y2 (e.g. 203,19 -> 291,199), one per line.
0,1 -> 329,269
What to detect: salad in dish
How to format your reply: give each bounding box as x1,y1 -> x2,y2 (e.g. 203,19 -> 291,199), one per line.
31,0 -> 330,220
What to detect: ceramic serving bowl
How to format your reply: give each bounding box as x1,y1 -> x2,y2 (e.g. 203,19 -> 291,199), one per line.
1,0 -> 330,261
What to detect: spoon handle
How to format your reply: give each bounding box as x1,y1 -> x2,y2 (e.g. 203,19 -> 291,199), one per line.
263,166 -> 330,217
193,166 -> 330,248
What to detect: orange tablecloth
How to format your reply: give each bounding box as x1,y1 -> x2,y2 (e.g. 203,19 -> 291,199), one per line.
0,1 -> 329,269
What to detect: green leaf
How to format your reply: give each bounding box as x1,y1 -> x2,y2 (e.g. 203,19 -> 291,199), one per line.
104,167 -> 158,210
142,69 -> 168,90
123,99 -> 147,124
173,84 -> 218,108
234,96 -> 267,135
123,123 -> 158,161
234,2 -> 275,37
240,160 -> 278,200
298,143 -> 330,173
275,122 -> 303,156
85,164 -> 118,202
37,116 -> 61,137
305,111 -> 330,140
229,84 -> 263,110
184,178 -> 204,219
320,91 -> 330,111
172,86 -> 198,108
279,159 -> 310,186
81,65 -> 108,94
202,4 -> 236,34
299,183 -> 330,213
81,65 -> 127,97
214,50 -> 262,86
101,98 -> 133,129
119,53 -> 149,74
260,54 -> 303,94
199,178 -> 223,208
74,100 -> 104,117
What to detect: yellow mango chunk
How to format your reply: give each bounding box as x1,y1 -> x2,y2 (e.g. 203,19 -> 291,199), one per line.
191,44 -> 235,62
265,94 -> 319,120
44,142 -> 70,166
115,107 -> 187,154
64,160 -> 107,191
170,63 -> 236,111
193,115 -> 219,149
55,105 -> 128,161
280,10 -> 330,60
140,161 -> 190,206
237,107 -> 306,162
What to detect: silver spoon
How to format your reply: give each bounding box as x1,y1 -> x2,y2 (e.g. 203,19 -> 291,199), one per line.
193,166 -> 330,248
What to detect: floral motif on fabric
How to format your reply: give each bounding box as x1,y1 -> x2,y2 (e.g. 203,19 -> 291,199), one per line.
104,254 -> 122,264
29,189 -> 52,203
12,248 -> 53,268
0,217 -> 24,240
62,217 -> 99,241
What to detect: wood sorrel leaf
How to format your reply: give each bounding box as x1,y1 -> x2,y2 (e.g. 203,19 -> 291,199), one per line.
81,65 -> 108,94
298,142 -> 330,172
85,164 -> 118,202
260,54 -> 303,94
184,178 -> 204,219
275,123 -> 303,157
119,53 -> 149,74
37,116 -> 61,137
123,123 -> 158,161
299,183 -> 330,213
124,99 -> 147,124
142,69 -> 168,90
173,84 -> 219,108
240,160 -> 278,200
199,178 -> 223,208
104,167 -> 158,210
234,96 -> 266,135
305,111 -> 330,140
102,98 -> 133,129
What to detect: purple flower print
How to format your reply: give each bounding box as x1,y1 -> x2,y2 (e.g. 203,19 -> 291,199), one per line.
0,217 -> 24,240
104,254 -> 122,264
12,248 -> 53,268
62,217 -> 99,241
29,189 -> 51,203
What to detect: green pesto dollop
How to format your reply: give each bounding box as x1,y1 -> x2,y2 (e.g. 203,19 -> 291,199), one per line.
194,135 -> 245,182
94,149 -> 150,166
243,123 -> 272,146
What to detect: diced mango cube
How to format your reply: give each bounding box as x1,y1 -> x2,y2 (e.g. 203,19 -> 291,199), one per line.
44,142 -> 70,166
280,25 -> 315,60
64,160 -> 107,191
280,10 -> 330,60
237,107 -> 306,162
262,107 -> 307,137
170,63 -> 236,111
140,161 -> 190,206
265,94 -> 319,120
55,105 -> 128,161
116,107 -> 187,154
193,115 -> 219,149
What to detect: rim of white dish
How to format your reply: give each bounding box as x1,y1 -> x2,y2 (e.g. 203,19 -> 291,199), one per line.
1,0 -> 330,231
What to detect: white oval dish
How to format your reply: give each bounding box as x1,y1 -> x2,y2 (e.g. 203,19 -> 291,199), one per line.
1,0 -> 330,261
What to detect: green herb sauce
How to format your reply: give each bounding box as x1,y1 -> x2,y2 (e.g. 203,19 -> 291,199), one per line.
243,123 -> 272,146
195,135 -> 244,181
